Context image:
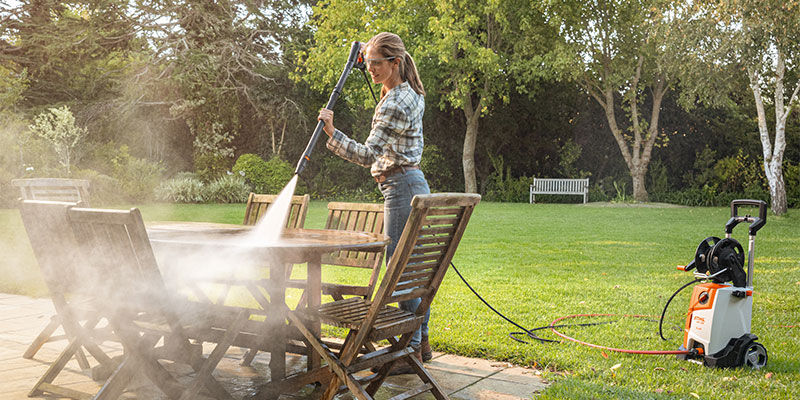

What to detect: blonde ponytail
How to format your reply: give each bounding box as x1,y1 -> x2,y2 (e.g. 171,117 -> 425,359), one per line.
403,51 -> 425,96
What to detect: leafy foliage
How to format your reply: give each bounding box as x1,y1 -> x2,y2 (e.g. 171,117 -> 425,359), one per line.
110,147 -> 165,202
204,174 -> 251,203
28,106 -> 86,174
155,175 -> 206,203
232,153 -> 299,195
484,154 -> 532,202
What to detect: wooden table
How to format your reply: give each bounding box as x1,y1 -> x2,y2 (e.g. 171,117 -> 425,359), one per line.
146,222 -> 389,385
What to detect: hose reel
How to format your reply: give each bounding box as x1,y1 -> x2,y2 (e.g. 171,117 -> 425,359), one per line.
685,236 -> 746,287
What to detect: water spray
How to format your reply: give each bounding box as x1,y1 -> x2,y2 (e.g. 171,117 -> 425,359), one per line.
294,41 -> 367,176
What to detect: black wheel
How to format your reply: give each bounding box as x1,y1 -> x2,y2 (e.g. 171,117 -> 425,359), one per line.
742,341 -> 767,369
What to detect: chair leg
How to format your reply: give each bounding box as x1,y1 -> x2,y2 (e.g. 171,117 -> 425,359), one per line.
29,337 -> 83,397
28,317 -> 105,398
94,356 -> 139,400
179,310 -> 249,400
73,347 -> 91,370
287,310 -> 371,400
23,314 -> 61,359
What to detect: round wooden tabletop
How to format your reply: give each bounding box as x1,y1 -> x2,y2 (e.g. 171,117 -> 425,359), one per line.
147,221 -> 389,255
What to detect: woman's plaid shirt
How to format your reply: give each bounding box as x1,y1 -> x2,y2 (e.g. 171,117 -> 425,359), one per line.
326,81 -> 424,178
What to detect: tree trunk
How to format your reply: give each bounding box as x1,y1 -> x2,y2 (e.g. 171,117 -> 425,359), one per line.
462,94 -> 480,194
748,61 -> 794,216
589,64 -> 664,203
767,161 -> 787,215
631,167 -> 647,202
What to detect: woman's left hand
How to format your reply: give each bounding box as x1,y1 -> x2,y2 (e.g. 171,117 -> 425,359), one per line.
318,108 -> 335,137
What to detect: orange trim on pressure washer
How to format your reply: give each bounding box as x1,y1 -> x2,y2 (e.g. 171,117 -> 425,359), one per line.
682,283 -> 726,348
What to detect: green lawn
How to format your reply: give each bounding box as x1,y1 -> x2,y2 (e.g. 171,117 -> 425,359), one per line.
2,201 -> 798,399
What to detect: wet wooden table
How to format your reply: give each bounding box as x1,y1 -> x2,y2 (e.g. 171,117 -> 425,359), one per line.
146,222 -> 389,385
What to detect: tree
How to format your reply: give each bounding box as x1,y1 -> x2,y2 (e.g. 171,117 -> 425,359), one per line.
298,0 -> 553,193
29,105 -> 86,174
669,0 -> 800,215
524,0 -> 673,202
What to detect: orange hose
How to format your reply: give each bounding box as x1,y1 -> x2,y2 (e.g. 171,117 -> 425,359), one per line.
549,313 -> 691,355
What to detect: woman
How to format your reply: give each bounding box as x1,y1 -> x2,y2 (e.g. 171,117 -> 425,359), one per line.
317,32 -> 432,370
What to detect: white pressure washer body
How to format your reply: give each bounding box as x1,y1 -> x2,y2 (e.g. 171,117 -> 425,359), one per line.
676,199 -> 768,369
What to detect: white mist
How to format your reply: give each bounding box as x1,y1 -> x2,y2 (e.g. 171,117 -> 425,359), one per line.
244,174 -> 299,246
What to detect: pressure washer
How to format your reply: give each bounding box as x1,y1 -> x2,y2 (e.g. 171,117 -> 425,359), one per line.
666,199 -> 769,368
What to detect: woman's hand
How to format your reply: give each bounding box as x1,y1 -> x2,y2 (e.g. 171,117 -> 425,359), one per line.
318,108 -> 335,137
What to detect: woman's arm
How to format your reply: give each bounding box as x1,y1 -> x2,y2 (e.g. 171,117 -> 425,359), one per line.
326,99 -> 411,169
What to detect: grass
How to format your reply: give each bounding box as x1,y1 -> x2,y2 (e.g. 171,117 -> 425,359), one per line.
2,201 -> 798,399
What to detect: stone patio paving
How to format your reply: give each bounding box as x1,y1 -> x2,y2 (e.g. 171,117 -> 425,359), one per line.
0,293 -> 549,399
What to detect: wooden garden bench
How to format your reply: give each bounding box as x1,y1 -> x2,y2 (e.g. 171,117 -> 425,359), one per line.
11,178 -> 90,204
529,178 -> 589,204
286,193 -> 481,400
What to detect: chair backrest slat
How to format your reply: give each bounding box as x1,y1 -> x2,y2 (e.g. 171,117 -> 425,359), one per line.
18,200 -> 84,297
369,193 -> 480,321
242,193 -> 309,229
68,207 -> 168,313
323,202 -> 384,269
12,178 -> 90,205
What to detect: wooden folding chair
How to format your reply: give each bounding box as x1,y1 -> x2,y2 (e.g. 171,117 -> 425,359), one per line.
243,192 -> 310,228
19,200 -> 118,398
286,202 -> 385,309
15,179 -> 93,363
321,202 -> 385,300
67,206 -> 251,400
287,193 -> 481,400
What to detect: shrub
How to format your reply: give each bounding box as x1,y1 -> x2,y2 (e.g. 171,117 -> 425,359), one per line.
786,162 -> 800,208
712,150 -> 766,194
155,175 -> 205,203
232,153 -> 302,195
262,156 -> 296,194
72,168 -> 124,205
420,144 -> 452,192
203,174 -> 251,203
113,155 -> 164,202
232,153 -> 268,190
483,154 -> 533,202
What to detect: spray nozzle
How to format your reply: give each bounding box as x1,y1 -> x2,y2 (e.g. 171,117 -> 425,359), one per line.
354,48 -> 366,70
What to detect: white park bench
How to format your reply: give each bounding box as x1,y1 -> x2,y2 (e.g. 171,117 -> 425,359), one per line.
529,178 -> 589,204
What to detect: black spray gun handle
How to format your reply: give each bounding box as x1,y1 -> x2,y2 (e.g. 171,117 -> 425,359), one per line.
294,41 -> 364,176
725,199 -> 767,236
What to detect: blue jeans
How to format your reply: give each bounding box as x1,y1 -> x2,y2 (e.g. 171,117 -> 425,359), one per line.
380,168 -> 431,348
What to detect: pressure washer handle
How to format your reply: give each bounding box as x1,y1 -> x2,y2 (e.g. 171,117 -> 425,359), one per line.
725,199 -> 767,236
294,41 -> 363,176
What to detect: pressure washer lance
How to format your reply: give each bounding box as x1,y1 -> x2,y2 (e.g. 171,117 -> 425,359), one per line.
294,41 -> 367,176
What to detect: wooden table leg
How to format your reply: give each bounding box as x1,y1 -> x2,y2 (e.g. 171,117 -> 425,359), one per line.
268,260 -> 286,381
306,254 -> 322,372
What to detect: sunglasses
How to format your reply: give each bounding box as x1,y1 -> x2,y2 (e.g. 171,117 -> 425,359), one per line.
365,56 -> 396,67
